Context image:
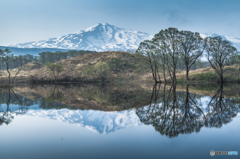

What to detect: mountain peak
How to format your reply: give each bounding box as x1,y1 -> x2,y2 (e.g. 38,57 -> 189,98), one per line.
84,23 -> 115,32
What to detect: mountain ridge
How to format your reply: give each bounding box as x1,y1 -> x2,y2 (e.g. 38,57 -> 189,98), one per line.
9,23 -> 240,52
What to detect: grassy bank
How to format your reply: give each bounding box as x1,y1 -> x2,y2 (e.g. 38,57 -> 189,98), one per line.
172,65 -> 240,83
0,85 -> 13,88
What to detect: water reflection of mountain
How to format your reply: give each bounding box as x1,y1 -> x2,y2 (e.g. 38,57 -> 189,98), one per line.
0,84 -> 240,135
0,84 -> 151,133
136,84 -> 240,138
26,108 -> 141,134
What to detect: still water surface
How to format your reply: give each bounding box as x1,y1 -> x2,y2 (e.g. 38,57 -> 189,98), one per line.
0,84 -> 239,159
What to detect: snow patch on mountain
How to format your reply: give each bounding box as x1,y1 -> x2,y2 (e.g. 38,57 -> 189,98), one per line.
10,23 -> 153,52
200,33 -> 240,50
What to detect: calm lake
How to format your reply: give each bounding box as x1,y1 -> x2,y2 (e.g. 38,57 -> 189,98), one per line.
0,84 -> 239,159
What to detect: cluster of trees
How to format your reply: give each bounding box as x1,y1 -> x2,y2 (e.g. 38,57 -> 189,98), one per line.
136,28 -> 238,84
0,49 -> 95,84
0,48 -> 23,84
0,50 -> 96,70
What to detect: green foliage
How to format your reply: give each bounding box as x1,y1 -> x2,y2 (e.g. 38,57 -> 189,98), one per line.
94,61 -> 110,81
45,92 -> 64,102
45,63 -> 64,81
82,61 -> 110,81
82,65 -> 94,76
116,77 -> 123,81
231,54 -> 240,65
109,58 -> 123,72
0,85 -> 13,88
94,61 -> 109,72
190,72 -> 219,80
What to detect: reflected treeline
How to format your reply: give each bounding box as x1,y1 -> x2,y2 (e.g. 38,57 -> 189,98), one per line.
205,84 -> 240,128
136,84 -> 240,138
12,84 -> 153,111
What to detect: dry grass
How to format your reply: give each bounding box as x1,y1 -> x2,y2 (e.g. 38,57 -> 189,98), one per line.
172,65 -> 240,82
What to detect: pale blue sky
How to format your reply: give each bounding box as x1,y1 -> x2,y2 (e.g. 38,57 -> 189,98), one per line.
0,0 -> 239,46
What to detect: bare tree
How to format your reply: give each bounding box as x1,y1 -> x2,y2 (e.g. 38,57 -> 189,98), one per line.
152,28 -> 182,84
11,56 -> 24,84
152,39 -> 169,82
206,36 -> 237,83
0,48 -> 24,85
0,49 -> 12,85
179,31 -> 207,80
136,40 -> 161,83
46,63 -> 64,83
94,61 -> 110,83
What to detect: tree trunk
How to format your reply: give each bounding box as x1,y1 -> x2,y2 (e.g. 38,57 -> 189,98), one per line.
163,61 -> 166,82
220,73 -> 224,84
6,61 -> 11,85
186,66 -> 189,81
101,76 -> 104,83
173,66 -> 177,84
185,84 -> 189,113
238,65 -> 239,83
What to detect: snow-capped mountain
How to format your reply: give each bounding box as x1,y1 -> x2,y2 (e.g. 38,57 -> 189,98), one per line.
10,23 -> 153,52
9,23 -> 240,52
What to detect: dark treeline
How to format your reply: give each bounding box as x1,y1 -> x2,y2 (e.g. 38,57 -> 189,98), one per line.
0,50 -> 96,70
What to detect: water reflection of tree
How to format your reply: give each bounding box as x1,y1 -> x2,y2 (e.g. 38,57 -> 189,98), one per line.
136,84 -> 240,138
205,84 -> 240,128
0,88 -> 28,125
